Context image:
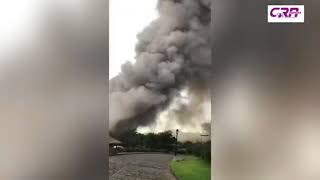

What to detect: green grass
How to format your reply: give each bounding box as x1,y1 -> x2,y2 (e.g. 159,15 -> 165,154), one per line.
170,156 -> 211,180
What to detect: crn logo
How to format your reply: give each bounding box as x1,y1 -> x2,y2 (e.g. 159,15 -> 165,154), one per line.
270,7 -> 302,18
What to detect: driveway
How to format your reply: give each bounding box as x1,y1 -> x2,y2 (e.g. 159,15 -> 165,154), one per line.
109,153 -> 176,180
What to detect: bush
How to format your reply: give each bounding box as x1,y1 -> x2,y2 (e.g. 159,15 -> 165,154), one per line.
182,141 -> 211,162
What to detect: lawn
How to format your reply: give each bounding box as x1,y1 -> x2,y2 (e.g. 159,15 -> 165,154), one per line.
170,156 -> 211,180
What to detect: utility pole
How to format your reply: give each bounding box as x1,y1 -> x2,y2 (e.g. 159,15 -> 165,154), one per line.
175,129 -> 179,156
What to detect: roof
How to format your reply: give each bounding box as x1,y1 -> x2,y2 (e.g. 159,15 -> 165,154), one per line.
109,136 -> 122,144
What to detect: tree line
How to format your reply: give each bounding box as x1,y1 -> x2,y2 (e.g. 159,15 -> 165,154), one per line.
118,129 -> 176,151
118,129 -> 211,162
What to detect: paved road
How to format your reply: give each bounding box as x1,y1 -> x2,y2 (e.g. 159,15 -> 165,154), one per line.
109,153 -> 176,180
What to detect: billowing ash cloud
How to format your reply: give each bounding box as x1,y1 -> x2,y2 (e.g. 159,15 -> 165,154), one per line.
109,0 -> 211,138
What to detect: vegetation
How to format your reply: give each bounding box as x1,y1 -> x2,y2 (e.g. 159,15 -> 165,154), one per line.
170,156 -> 210,180
118,129 -> 176,151
181,141 -> 211,162
117,130 -> 211,162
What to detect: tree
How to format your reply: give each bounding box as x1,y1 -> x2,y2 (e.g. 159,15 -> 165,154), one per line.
118,130 -> 177,152
157,131 -> 176,150
119,129 -> 140,148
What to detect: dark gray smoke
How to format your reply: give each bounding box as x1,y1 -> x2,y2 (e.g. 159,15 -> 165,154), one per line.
109,0 -> 211,138
202,122 -> 211,134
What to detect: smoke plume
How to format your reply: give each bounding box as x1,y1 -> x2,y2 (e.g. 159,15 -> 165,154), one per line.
109,0 -> 211,138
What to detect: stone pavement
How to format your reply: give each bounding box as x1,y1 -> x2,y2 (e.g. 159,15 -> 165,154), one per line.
109,153 -> 176,180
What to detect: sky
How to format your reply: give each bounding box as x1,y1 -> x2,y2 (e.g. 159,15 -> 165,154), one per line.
109,0 -> 158,79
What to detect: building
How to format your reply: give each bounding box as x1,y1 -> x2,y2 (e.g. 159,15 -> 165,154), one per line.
109,137 -> 124,155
